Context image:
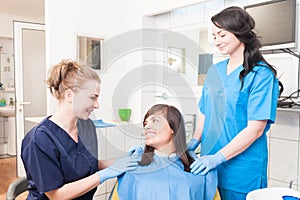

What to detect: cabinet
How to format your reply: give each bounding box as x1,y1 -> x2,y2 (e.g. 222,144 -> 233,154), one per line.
0,53 -> 14,90
0,116 -> 16,155
268,109 -> 300,190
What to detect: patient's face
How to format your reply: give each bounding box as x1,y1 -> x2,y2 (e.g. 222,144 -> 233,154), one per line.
143,112 -> 174,150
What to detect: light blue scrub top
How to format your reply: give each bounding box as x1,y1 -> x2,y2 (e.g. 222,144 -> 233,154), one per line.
199,59 -> 278,193
117,149 -> 218,200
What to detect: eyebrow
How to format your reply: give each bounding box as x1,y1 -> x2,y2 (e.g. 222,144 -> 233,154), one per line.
146,116 -> 155,121
213,30 -> 225,36
145,115 -> 160,122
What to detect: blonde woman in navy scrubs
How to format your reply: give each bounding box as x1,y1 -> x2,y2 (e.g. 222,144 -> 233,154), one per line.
21,60 -> 137,199
188,7 -> 279,199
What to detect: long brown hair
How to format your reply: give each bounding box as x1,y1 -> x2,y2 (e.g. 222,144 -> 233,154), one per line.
139,104 -> 194,172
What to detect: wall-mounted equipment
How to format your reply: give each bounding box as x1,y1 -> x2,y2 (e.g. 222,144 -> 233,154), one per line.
244,0 -> 296,50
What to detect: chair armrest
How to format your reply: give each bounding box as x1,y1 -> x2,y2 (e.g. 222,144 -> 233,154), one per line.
6,177 -> 29,200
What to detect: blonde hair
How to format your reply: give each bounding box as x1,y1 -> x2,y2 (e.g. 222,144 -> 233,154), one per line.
46,59 -> 101,100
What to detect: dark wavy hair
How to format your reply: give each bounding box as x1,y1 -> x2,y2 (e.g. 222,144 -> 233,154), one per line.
139,104 -> 194,172
211,6 -> 277,89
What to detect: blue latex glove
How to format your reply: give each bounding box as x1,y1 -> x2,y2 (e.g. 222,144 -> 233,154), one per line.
188,150 -> 198,160
127,145 -> 144,156
190,151 -> 226,175
96,156 -> 138,183
187,138 -> 200,151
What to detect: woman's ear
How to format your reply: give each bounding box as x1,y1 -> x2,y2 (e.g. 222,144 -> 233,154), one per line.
65,89 -> 73,102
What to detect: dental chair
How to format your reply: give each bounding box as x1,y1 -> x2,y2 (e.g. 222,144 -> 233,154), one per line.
108,181 -> 118,200
6,177 -> 29,200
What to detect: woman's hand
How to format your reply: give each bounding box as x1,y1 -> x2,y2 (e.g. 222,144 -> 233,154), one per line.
127,145 -> 144,156
190,151 -> 226,175
96,156 -> 138,183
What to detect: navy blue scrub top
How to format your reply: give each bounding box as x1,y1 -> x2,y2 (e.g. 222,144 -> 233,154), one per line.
21,117 -> 99,200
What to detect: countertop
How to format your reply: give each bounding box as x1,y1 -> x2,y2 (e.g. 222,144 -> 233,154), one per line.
277,107 -> 300,113
24,116 -> 140,126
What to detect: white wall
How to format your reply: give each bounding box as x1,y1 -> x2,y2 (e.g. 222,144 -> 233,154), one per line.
46,0 -> 209,121
46,0 -> 300,121
46,0 -> 209,65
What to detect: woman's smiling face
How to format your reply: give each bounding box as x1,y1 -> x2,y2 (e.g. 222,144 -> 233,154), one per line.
72,80 -> 100,120
211,23 -> 244,56
143,112 -> 174,151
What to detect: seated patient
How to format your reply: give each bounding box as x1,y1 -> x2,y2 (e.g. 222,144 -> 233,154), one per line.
112,104 -> 217,200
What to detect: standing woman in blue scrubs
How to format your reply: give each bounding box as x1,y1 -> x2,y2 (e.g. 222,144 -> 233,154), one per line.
21,60 -> 137,199
188,7 -> 279,199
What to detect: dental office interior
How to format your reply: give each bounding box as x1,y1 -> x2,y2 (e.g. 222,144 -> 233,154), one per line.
1,0 -> 300,199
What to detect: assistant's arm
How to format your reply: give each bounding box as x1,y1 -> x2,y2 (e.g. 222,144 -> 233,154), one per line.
220,120 -> 267,160
45,159 -> 108,199
45,157 -> 137,199
193,112 -> 205,141
45,174 -> 100,200
191,120 -> 267,175
187,113 -> 205,151
98,159 -> 115,170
